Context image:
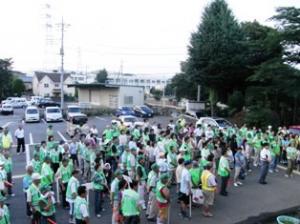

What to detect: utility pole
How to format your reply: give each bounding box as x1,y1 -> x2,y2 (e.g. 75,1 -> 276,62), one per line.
58,17 -> 69,110
197,85 -> 201,101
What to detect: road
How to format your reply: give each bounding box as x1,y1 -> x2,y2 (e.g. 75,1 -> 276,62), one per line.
1,109 -> 300,224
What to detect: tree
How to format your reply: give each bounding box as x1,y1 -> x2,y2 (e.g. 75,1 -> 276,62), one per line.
186,0 -> 245,115
0,58 -> 13,99
12,78 -> 25,96
150,87 -> 163,101
272,7 -> 300,64
95,69 -> 108,83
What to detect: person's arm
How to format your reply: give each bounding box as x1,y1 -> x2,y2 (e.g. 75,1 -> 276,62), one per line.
80,204 -> 90,224
71,182 -> 77,199
161,187 -> 170,202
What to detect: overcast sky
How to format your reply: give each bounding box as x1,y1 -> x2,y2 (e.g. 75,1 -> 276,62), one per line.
0,0 -> 299,76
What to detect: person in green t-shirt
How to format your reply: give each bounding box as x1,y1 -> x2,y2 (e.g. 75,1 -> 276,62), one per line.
189,161 -> 201,189
3,153 -> 13,196
286,143 -> 298,178
93,163 -> 107,218
46,125 -> 54,139
32,154 -> 42,174
50,146 -> 60,174
218,148 -> 230,196
136,156 -> 147,210
41,157 -> 54,188
0,194 -> 10,224
39,185 -> 56,224
121,180 -> 141,223
74,186 -> 90,224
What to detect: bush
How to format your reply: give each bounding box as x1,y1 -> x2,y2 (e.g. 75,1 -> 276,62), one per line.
244,106 -> 280,129
81,106 -> 114,116
228,91 -> 244,115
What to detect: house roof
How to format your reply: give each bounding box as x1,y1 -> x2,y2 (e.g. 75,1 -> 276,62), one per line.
12,71 -> 32,83
34,71 -> 70,83
68,83 -> 144,89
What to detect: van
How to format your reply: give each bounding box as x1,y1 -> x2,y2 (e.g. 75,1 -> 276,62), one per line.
25,106 -> 40,122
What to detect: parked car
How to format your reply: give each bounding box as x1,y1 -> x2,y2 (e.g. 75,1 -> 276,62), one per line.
66,105 -> 86,121
25,106 -> 40,123
133,105 -> 154,118
45,107 -> 63,122
111,115 -> 144,128
196,117 -> 233,129
114,106 -> 135,117
38,100 -> 60,108
11,98 -> 27,108
1,104 -> 13,115
66,114 -> 89,136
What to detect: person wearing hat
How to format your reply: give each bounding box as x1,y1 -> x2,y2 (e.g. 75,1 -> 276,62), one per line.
66,169 -> 80,224
46,125 -> 54,139
201,163 -> 217,217
23,165 -> 33,217
146,163 -> 159,222
92,163 -> 107,218
74,186 -> 90,224
40,156 -> 54,189
55,158 -> 73,209
27,173 -> 42,224
156,173 -> 170,224
39,185 -> 56,224
179,160 -> 192,219
110,169 -> 123,224
136,155 -> 147,210
121,180 -> 141,224
0,194 -> 10,224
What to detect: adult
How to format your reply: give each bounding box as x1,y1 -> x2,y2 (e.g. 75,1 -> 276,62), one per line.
146,163 -> 159,222
234,147 -> 246,187
23,165 -> 33,217
218,148 -> 230,196
156,174 -> 170,224
201,163 -> 217,217
74,186 -> 90,224
27,173 -> 42,224
110,170 -> 123,224
2,129 -> 12,152
14,125 -> 25,154
66,170 -> 80,223
258,143 -> 272,184
179,160 -> 192,219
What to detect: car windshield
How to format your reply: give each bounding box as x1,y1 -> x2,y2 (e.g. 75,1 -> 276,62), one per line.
27,109 -> 38,114
47,108 -> 60,113
124,117 -> 136,123
216,119 -> 232,127
141,106 -> 151,112
69,107 -> 80,113
122,107 -> 132,111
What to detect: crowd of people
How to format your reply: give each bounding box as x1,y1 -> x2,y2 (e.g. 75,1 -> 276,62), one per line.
0,118 -> 300,224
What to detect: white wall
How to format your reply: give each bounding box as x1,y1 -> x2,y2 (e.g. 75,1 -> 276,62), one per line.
118,86 -> 144,107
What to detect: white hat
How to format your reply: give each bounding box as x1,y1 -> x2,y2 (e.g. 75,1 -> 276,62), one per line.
0,161 -> 4,166
104,163 -> 111,170
32,173 -> 41,181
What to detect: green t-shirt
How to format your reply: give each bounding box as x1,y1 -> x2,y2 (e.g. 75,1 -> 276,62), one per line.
121,189 -> 140,217
41,163 -> 54,187
93,170 -> 106,190
50,149 -> 60,164
218,156 -> 230,177
190,168 -> 201,188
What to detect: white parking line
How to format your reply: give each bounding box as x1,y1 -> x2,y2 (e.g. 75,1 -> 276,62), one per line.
57,131 -> 67,142
12,174 -> 25,179
25,144 -> 30,166
42,119 -> 46,124
96,116 -> 107,121
277,165 -> 300,176
2,122 -> 14,128
29,132 -> 34,145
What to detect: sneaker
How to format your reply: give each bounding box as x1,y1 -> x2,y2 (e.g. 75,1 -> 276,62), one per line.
237,182 -> 243,186
269,170 -> 274,173
275,169 -> 279,173
9,194 -> 15,197
101,208 -> 106,212
69,218 -> 75,224
285,174 -> 289,178
17,153 -> 20,155
234,183 -> 239,187
248,169 -> 252,172
96,214 -> 101,218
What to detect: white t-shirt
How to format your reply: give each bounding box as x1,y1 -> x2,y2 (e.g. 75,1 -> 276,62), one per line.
119,134 -> 128,145
79,200 -> 89,218
15,128 -> 24,139
260,148 -> 272,162
194,128 -> 203,137
180,168 -> 191,195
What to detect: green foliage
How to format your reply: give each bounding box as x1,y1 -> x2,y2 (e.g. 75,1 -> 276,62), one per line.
228,91 -> 244,115
164,83 -> 173,96
95,69 -> 108,83
12,78 -> 25,97
0,59 -> 13,99
245,106 -> 280,129
272,7 -> 300,64
170,72 -> 197,101
150,87 -> 163,101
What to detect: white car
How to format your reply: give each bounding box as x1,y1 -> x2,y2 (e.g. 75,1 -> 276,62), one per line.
25,106 -> 40,122
196,117 -> 233,129
1,104 -> 13,115
112,115 -> 144,128
66,105 -> 85,121
11,98 -> 27,108
45,107 -> 63,122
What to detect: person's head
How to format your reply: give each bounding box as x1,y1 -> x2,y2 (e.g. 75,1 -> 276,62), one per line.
72,169 -> 80,179
151,163 -> 159,173
184,160 -> 192,169
192,161 -> 199,168
18,124 -> 23,129
62,158 -> 68,167
33,153 -> 40,161
137,156 -> 145,165
207,153 -> 214,162
221,148 -> 228,156
77,186 -> 87,198
41,141 -> 46,147
263,142 -> 269,149
44,156 -> 51,164
26,165 -> 33,175
118,179 -> 128,191
114,169 -> 123,180
3,128 -> 8,135
129,180 -> 138,190
178,158 -> 184,166
160,173 -> 170,185
204,163 -> 213,171
32,173 -> 41,186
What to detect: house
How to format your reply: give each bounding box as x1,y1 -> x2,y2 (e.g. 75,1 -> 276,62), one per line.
68,83 -> 144,109
32,71 -> 75,97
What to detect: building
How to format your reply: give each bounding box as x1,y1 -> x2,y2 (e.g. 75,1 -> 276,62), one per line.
12,71 -> 33,93
32,71 -> 75,97
107,72 -> 172,93
69,83 -> 144,109
70,72 -> 97,84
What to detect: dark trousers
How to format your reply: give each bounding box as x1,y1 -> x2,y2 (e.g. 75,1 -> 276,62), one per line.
76,219 -> 86,224
71,154 -> 79,167
61,182 -> 69,208
220,175 -> 230,194
17,138 -> 25,153
51,163 -> 59,174
259,161 -> 269,183
31,210 -> 41,224
94,189 -> 103,215
25,193 -> 32,216
41,215 -> 55,224
7,172 -> 12,195
124,215 -> 140,224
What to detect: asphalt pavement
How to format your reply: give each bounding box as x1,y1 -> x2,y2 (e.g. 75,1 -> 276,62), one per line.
1,109 -> 300,224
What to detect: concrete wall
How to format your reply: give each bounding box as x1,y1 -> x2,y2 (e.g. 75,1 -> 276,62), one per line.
118,86 -> 144,107
78,88 -> 119,108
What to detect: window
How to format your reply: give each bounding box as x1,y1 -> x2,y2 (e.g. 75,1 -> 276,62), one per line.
124,96 -> 133,105
44,83 -> 49,88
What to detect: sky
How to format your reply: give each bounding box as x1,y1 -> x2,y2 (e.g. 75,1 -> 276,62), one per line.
0,0 -> 299,76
